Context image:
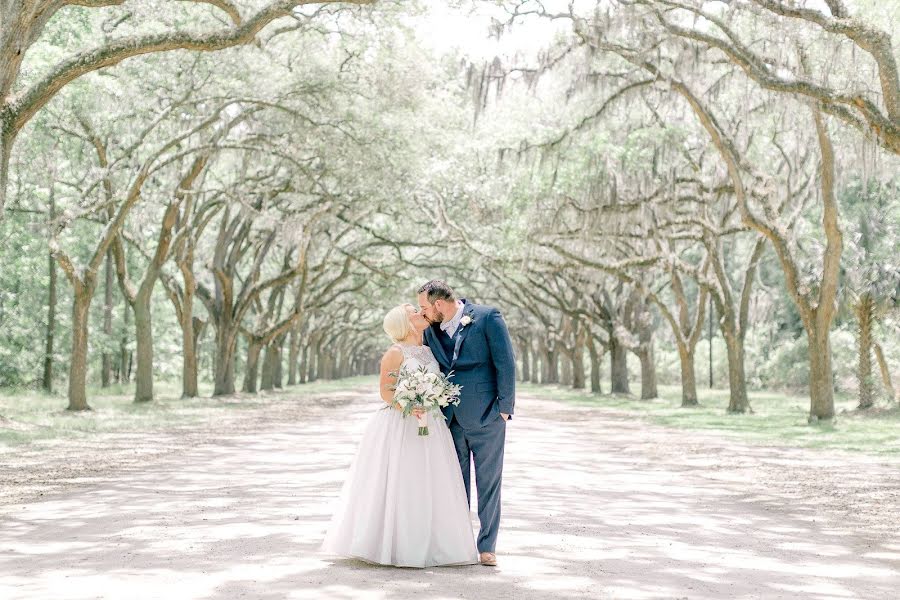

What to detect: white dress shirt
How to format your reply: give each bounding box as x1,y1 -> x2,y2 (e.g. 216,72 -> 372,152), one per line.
440,300 -> 465,338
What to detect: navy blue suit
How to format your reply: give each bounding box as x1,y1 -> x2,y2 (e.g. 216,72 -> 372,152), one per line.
424,300 -> 516,552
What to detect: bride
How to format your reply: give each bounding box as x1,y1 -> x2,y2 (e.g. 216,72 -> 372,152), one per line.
320,303 -> 479,567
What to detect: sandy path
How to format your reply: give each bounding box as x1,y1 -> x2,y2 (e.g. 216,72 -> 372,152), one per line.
1,386 -> 899,600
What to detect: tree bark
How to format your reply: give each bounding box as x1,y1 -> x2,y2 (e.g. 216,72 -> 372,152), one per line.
519,338 -> 531,383
213,320 -> 237,395
274,335 -> 285,387
243,339 -> 262,393
560,348 -> 573,386
547,346 -> 559,384
119,299 -> 130,383
308,340 -> 319,382
854,293 -> 875,409
299,343 -> 309,384
132,293 -> 154,402
587,336 -> 602,394
722,333 -> 751,413
808,327 -> 836,420
873,342 -> 897,401
677,345 -> 699,407
530,342 -> 540,383
287,326 -> 300,386
101,250 -> 114,387
538,342 -> 549,383
572,330 -> 586,390
609,337 -> 630,394
637,344 -> 657,400
260,342 -> 277,391
67,288 -> 93,411
180,314 -> 200,398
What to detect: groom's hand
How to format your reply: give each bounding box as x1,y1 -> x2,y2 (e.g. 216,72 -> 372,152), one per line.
501,413 -> 510,421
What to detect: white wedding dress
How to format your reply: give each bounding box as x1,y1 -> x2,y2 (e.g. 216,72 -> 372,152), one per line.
321,343 -> 479,567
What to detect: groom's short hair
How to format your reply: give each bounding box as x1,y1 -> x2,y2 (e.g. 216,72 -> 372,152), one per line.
418,280 -> 456,303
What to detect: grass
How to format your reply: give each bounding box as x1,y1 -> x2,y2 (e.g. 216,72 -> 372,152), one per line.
4,376 -> 898,459
521,382 -> 900,458
0,376 -> 376,447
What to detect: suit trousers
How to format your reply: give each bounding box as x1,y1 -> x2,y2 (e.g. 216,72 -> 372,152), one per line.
448,413 -> 506,553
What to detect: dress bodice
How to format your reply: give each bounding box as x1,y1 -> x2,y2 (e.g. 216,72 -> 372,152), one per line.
397,343 -> 441,375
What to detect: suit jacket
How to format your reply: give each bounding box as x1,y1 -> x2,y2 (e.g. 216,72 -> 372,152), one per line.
424,300 -> 516,429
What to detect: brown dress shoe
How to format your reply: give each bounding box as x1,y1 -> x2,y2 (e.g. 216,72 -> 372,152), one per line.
479,552 -> 497,566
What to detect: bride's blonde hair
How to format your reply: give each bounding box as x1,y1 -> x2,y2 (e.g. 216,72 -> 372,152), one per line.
383,304 -> 413,343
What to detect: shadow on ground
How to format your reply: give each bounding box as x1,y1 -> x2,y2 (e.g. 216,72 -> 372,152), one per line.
1,390 -> 899,599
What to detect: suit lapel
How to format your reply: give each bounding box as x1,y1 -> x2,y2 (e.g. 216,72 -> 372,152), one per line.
426,325 -> 450,368
450,304 -> 477,368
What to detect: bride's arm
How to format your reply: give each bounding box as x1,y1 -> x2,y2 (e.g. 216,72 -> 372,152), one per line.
379,346 -> 404,409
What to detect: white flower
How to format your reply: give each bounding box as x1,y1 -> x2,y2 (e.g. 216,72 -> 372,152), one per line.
460,315 -> 473,327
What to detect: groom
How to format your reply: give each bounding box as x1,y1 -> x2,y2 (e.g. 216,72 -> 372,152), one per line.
417,280 -> 515,567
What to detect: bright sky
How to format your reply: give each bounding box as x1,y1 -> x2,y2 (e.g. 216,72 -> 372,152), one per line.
410,1 -> 573,61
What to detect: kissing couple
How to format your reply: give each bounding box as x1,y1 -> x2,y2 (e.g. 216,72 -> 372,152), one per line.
322,279 -> 516,568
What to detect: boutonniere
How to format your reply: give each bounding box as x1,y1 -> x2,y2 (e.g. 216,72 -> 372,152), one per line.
460,315 -> 473,327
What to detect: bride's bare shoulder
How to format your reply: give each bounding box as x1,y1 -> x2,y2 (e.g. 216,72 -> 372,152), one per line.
381,345 -> 404,365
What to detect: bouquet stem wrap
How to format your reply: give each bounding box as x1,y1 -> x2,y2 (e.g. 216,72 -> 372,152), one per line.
415,412 -> 429,436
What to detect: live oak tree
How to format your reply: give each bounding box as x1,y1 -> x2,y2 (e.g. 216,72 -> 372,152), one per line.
496,0 -> 896,419
0,0 -> 375,219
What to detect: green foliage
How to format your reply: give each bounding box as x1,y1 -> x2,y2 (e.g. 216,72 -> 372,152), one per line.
0,214 -> 59,388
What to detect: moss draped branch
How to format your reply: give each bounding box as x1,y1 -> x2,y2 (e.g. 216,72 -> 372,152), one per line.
9,0 -> 374,132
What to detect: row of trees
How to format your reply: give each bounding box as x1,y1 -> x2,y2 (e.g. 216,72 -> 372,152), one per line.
434,0 -> 899,420
1,1 -> 897,424
2,0 -> 427,410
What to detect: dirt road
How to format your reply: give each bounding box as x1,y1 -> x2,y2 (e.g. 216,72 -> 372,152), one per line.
2,385 -> 898,599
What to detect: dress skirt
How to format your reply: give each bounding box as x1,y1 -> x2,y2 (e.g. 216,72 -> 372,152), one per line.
321,407 -> 479,568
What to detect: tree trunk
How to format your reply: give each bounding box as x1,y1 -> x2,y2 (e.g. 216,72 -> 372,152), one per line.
243,340 -> 262,393
807,325 -> 836,420
318,348 -> 329,379
637,344 -> 658,400
274,336 -> 285,387
287,327 -> 299,386
519,339 -> 530,383
547,348 -> 559,384
722,332 -> 751,413
587,336 -> 602,394
299,343 -> 309,384
67,288 -> 93,411
308,342 -> 318,382
855,294 -> 875,409
560,350 -> 573,386
530,344 -> 540,384
101,250 -> 114,387
339,350 -> 350,379
873,342 -> 897,401
572,333 -> 586,390
42,239 -> 57,393
132,293 -> 154,402
213,324 -> 236,396
118,298 -> 130,383
609,337 -> 629,394
180,312 -> 200,398
676,344 -> 699,407
260,343 -> 277,391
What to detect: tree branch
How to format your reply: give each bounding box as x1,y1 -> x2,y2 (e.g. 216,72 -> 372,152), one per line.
10,0 -> 374,132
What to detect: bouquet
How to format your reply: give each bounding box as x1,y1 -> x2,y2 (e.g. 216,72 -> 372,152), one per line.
392,366 -> 462,436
